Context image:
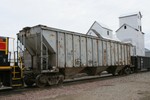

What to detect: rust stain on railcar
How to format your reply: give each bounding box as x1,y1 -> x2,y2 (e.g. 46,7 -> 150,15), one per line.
50,34 -> 55,37
119,61 -> 123,65
103,49 -> 107,66
58,42 -> 63,48
75,58 -> 81,66
88,60 -> 93,66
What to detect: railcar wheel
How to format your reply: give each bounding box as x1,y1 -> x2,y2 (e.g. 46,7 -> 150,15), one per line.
47,75 -> 58,86
112,70 -> 117,76
47,76 -> 53,86
57,75 -> 64,86
36,74 -> 47,88
47,75 -> 64,86
0,78 -> 2,88
124,67 -> 131,75
24,74 -> 35,87
118,70 -> 123,75
112,72 -> 116,76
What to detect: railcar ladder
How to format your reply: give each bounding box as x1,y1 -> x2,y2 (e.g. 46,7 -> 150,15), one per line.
11,52 -> 24,88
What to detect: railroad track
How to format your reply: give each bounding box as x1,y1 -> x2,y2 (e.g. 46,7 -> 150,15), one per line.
63,69 -> 148,86
0,71 -> 148,96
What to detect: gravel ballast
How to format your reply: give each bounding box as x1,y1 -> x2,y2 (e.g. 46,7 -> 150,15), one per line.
1,72 -> 150,100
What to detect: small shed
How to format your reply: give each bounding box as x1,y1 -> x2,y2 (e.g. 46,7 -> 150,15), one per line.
145,48 -> 150,57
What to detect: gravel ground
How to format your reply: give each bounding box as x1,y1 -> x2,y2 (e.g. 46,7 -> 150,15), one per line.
0,72 -> 150,100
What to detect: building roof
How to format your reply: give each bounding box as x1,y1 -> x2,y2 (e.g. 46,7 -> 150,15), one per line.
89,21 -> 112,31
98,21 -> 112,31
116,23 -> 138,32
116,23 -> 145,34
145,48 -> 150,52
119,11 -> 142,18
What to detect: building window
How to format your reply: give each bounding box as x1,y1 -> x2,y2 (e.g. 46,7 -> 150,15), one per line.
140,26 -> 142,31
124,25 -> 126,29
107,31 -> 109,35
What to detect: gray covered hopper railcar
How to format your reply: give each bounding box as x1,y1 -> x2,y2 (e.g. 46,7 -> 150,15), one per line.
17,25 -> 132,87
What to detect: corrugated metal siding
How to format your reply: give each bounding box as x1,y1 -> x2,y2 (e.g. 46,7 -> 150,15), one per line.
66,34 -> 73,67
80,37 -> 86,67
124,45 -> 126,65
111,42 -> 115,66
127,46 -> 130,65
58,32 -> 65,68
74,35 -> 80,67
103,41 -> 107,66
122,45 -> 124,65
98,40 -> 103,66
87,38 -> 92,67
93,39 -> 98,66
107,41 -> 111,66
115,43 -> 118,65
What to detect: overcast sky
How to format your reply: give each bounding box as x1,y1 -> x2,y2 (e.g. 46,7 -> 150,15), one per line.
0,0 -> 150,49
